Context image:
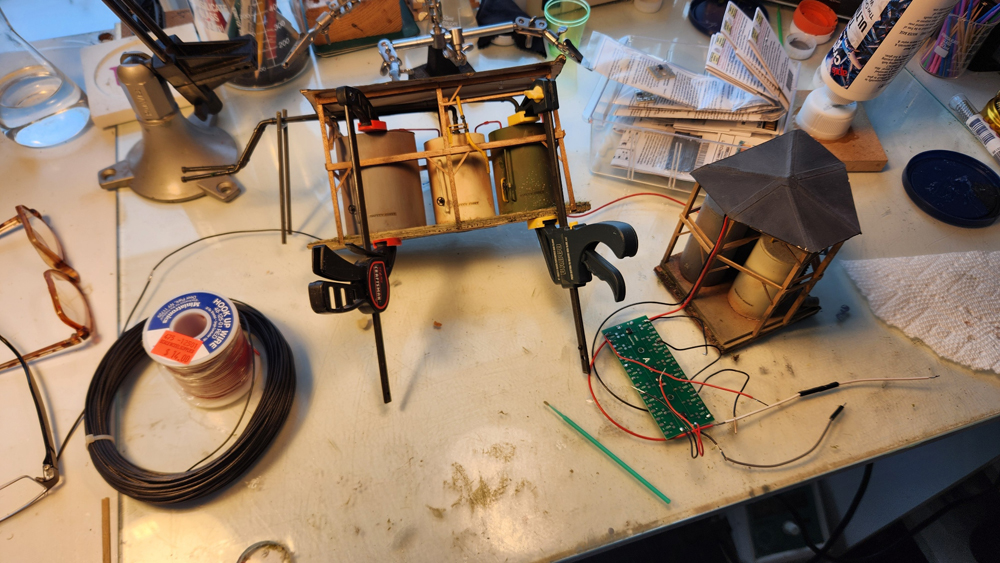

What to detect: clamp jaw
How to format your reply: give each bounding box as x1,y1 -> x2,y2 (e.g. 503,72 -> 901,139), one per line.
532,219 -> 639,302
377,0 -> 583,80
309,240 -> 400,315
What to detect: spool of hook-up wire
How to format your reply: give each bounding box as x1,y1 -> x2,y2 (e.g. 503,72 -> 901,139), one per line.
85,299 -> 296,504
142,292 -> 254,408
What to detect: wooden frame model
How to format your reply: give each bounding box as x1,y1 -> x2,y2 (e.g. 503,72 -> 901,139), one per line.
300,58 -> 589,250
655,182 -> 844,352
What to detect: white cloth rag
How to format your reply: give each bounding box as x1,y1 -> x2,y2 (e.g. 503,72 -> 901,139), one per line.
841,251 -> 1000,374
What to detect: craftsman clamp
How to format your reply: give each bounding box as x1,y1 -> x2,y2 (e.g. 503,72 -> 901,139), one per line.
532,219 -> 639,302
309,239 -> 399,315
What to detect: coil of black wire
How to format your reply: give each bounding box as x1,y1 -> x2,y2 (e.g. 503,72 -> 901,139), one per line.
84,301 -> 295,504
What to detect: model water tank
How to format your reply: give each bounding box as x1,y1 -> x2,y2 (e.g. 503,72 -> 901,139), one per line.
336,129 -> 427,234
424,133 -> 496,223
488,115 -> 556,214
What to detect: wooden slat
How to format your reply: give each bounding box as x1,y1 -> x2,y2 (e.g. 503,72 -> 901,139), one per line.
323,133 -> 561,171
308,203 -> 591,250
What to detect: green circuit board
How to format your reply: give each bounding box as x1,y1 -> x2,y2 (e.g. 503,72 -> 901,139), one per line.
601,316 -> 714,439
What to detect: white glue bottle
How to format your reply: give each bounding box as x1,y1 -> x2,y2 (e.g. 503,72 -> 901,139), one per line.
797,0 -> 960,140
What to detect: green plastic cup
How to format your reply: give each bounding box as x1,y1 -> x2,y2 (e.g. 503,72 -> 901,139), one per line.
544,0 -> 590,58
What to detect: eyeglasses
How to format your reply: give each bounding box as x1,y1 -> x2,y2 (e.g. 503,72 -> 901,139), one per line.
0,334 -> 60,523
0,206 -> 93,372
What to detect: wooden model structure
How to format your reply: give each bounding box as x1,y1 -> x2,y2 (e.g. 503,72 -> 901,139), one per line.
300,58 -> 589,250
655,130 -> 861,352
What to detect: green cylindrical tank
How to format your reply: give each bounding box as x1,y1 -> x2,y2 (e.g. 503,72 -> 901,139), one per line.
488,122 -> 555,214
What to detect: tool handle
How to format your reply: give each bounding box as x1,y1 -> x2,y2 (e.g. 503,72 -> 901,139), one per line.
582,250 -> 627,302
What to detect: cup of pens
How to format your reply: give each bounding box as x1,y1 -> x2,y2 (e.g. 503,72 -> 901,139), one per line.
918,2 -> 1000,79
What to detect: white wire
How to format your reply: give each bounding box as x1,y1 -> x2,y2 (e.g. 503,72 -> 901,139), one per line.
714,375 -> 940,427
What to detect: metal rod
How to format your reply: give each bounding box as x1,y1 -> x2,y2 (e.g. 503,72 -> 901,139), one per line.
283,109 -> 291,239
390,22 -> 515,50
372,313 -> 391,403
181,114 -> 317,181
344,104 -> 391,402
277,111 -> 286,244
542,111 -> 589,373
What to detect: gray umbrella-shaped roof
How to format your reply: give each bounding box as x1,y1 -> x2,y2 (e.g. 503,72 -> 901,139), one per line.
691,129 -> 861,253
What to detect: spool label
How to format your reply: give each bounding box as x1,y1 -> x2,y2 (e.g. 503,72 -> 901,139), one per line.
144,292 -> 237,366
150,331 -> 202,365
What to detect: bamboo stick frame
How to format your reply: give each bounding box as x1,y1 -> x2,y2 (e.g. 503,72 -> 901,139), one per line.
302,62 -> 588,250
655,181 -> 843,351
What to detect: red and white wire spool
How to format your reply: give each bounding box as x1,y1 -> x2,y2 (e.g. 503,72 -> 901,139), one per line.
142,292 -> 255,408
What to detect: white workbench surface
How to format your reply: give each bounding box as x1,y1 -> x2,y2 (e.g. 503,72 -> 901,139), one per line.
2,3 -> 1000,561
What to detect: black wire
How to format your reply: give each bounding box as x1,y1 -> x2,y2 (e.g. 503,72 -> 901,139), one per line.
55,229 -> 317,466
84,301 -> 296,504
790,469 -> 1000,563
590,301 -> 682,412
804,462 -> 874,562
702,405 -> 845,469
123,229 -> 320,331
185,321 -> 258,472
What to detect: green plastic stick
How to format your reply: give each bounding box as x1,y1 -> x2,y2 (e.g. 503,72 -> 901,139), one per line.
777,7 -> 784,45
544,401 -> 671,505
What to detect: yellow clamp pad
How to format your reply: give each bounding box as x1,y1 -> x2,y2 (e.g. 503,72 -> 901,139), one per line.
507,111 -> 539,126
527,215 -> 577,230
524,86 -> 545,102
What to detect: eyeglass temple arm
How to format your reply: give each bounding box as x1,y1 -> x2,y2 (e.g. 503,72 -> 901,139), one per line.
0,335 -> 60,487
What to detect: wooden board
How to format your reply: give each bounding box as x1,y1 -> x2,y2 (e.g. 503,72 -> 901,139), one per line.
793,91 -> 889,172
304,0 -> 403,44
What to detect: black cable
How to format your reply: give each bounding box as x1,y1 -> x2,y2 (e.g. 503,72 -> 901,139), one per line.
84,301 -> 295,504
805,462 -> 874,562
54,229 -> 318,466
185,320 -> 258,472
823,471 -> 999,563
123,229 -> 320,331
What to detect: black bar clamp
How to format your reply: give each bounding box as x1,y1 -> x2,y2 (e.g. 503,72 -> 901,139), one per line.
309,239 -> 400,315
532,218 -> 639,302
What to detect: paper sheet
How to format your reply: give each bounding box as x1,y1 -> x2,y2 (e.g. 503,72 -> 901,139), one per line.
587,31 -> 775,113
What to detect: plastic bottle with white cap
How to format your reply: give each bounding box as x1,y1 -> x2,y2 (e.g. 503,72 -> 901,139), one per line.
797,0 -> 960,141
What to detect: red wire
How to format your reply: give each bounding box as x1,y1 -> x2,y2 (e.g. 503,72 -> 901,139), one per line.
586,217 -> 739,455
474,120 -> 503,133
604,338 -> 756,400
588,369 -> 666,442
569,192 -> 686,219
648,216 -> 730,322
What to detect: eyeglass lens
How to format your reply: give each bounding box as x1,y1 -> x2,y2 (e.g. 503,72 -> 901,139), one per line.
25,211 -> 63,265
50,274 -> 90,329
0,475 -> 47,523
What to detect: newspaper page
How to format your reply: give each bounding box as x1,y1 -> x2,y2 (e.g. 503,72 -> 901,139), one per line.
706,33 -> 777,102
588,32 -> 700,108
587,31 -> 776,112
720,2 -> 781,96
748,8 -> 797,107
610,126 -> 760,182
613,105 -> 785,121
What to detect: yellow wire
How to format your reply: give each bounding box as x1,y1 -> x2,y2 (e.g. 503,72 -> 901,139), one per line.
455,96 -> 489,162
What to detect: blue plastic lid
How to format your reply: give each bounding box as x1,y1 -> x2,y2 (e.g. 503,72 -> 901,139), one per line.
688,0 -> 767,36
902,150 -> 1000,228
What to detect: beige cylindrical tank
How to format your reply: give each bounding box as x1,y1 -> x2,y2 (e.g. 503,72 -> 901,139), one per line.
424,133 -> 496,223
728,236 -> 805,320
679,195 -> 749,287
336,130 -> 426,235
